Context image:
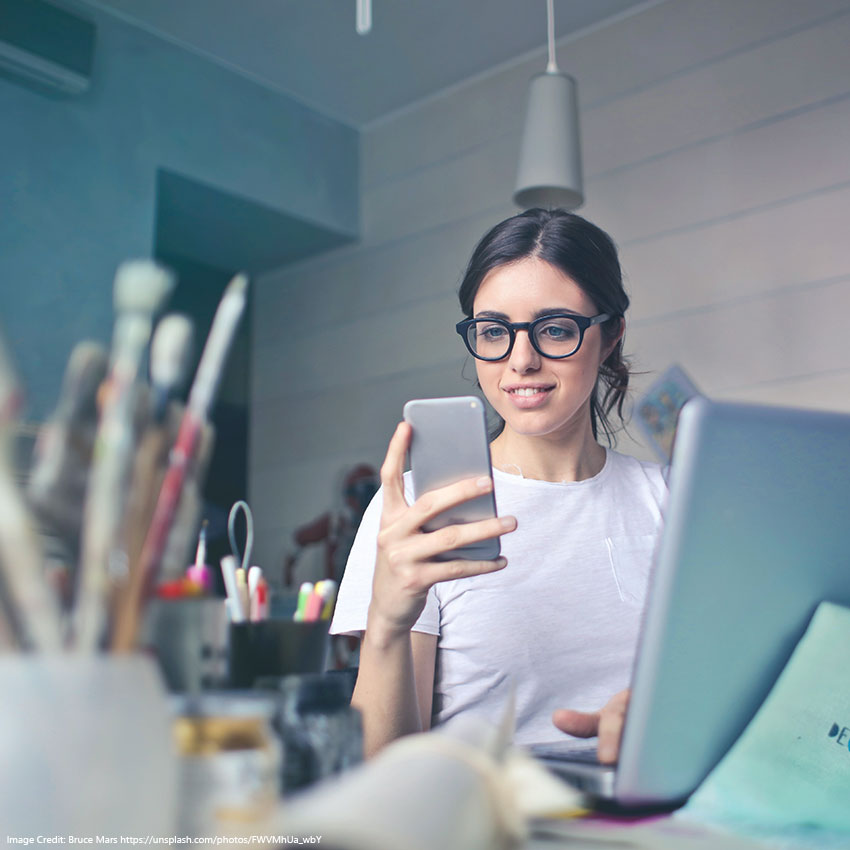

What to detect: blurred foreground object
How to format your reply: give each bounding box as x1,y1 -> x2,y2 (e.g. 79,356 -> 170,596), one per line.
0,260 -> 247,655
256,671 -> 363,793
271,710 -> 584,850
112,273 -> 248,652
27,340 -> 108,571
173,692 -> 280,838
0,654 -> 177,834
0,326 -> 64,650
73,260 -> 175,651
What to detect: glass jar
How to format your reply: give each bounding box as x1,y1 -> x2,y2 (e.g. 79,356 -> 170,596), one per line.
172,693 -> 281,836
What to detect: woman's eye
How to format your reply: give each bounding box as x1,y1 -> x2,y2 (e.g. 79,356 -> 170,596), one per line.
538,320 -> 578,340
478,324 -> 508,340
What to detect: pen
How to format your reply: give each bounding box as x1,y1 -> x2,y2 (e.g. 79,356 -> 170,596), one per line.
195,519 -> 208,569
252,575 -> 269,621
185,519 -> 210,592
303,582 -> 326,622
235,567 -> 249,619
247,565 -> 262,619
294,581 -> 314,621
319,579 -> 338,620
220,554 -> 246,623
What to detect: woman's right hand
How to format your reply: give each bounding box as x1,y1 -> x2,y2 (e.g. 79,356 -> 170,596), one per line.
366,421 -> 516,641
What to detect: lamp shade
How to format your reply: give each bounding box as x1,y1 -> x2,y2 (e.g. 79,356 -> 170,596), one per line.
513,70 -> 584,210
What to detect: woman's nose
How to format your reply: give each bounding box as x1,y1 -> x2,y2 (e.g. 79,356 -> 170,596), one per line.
508,329 -> 540,372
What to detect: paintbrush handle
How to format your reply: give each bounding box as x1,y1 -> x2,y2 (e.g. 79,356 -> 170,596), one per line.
187,274 -> 247,420
0,455 -> 64,650
110,413 -> 201,652
0,332 -> 63,651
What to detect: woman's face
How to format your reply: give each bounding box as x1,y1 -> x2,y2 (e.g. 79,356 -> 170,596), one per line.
471,256 -> 615,442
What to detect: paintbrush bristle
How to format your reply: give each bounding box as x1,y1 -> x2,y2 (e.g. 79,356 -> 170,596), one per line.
61,341 -> 108,421
113,260 -> 175,315
150,314 -> 193,392
226,273 -> 249,297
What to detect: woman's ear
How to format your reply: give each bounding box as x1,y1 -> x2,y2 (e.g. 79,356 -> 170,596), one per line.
600,317 -> 625,363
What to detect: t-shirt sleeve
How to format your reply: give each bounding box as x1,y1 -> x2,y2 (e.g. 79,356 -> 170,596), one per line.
329,480 -> 440,638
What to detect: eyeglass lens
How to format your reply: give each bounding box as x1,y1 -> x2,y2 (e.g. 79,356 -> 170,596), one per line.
466,317 -> 583,359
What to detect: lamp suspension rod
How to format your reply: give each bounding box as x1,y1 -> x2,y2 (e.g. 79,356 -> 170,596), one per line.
546,0 -> 558,72
356,0 -> 372,35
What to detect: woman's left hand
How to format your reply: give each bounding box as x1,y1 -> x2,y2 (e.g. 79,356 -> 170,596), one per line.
551,689 -> 631,764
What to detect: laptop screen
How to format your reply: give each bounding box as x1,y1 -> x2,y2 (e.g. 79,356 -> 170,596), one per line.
615,398 -> 850,806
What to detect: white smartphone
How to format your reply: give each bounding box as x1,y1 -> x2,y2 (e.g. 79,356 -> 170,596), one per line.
402,396 -> 500,561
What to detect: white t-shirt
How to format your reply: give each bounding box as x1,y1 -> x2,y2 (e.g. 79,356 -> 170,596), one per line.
331,448 -> 667,746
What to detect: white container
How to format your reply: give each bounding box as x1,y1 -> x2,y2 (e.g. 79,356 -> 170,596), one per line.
0,654 -> 178,837
172,692 -> 281,838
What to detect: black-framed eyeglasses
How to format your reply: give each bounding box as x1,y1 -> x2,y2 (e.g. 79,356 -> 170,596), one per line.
455,313 -> 611,361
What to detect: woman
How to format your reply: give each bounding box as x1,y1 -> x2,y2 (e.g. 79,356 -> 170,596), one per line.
331,208 -> 667,759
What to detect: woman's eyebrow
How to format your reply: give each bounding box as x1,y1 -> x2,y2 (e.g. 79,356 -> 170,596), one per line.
473,308 -> 582,320
533,307 -> 582,319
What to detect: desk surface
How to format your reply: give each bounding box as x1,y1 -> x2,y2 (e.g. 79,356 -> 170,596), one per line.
525,814 -> 768,850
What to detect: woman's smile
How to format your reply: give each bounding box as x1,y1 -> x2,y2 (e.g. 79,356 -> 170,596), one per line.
501,382 -> 555,408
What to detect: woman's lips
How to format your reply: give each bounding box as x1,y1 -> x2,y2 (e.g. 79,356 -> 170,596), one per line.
502,385 -> 554,409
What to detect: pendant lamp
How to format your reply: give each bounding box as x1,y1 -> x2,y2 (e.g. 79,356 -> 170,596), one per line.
513,0 -> 584,210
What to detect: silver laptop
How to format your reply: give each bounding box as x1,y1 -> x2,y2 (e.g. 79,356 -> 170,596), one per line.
533,397 -> 850,809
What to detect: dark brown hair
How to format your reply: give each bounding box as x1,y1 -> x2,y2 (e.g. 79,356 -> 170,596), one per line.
458,208 -> 630,444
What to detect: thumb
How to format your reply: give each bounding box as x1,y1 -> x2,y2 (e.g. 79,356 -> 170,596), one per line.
552,708 -> 600,738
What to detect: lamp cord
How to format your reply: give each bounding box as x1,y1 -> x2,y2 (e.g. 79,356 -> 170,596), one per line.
546,0 -> 558,72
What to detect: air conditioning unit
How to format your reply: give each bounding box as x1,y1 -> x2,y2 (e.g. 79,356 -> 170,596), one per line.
0,0 -> 95,96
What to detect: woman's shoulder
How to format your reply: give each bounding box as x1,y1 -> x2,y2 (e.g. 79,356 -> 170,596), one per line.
605,449 -> 669,496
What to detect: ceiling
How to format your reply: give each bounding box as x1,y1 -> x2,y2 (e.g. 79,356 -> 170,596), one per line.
80,0 -> 649,127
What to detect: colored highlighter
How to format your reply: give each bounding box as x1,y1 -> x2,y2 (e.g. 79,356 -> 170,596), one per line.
303,587 -> 325,622
294,581 -> 314,622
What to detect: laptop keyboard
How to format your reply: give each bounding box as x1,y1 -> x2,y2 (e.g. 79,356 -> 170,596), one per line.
560,747 -> 600,764
527,743 -> 602,764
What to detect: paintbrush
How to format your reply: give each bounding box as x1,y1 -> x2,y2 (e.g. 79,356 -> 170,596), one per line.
72,260 -> 174,652
27,342 -> 108,562
0,329 -> 64,650
149,314 -> 194,422
111,273 -> 248,652
120,315 -> 194,590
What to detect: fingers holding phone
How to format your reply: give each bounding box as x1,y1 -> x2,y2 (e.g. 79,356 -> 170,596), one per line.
368,398 -> 516,638
378,420 -> 415,524
401,474 -> 515,563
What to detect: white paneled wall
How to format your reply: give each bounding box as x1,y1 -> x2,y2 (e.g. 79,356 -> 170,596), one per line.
250,0 -> 850,577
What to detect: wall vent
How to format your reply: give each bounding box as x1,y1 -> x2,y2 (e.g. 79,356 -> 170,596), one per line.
0,0 -> 95,96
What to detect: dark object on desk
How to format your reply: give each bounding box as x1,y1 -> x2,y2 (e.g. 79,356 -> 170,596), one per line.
144,597 -> 229,691
257,672 -> 363,792
228,619 -> 329,688
543,397 -> 850,810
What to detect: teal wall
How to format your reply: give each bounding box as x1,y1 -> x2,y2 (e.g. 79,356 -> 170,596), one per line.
0,4 -> 358,419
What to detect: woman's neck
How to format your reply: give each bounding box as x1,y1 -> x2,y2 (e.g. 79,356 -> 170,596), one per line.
489,422 -> 607,483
